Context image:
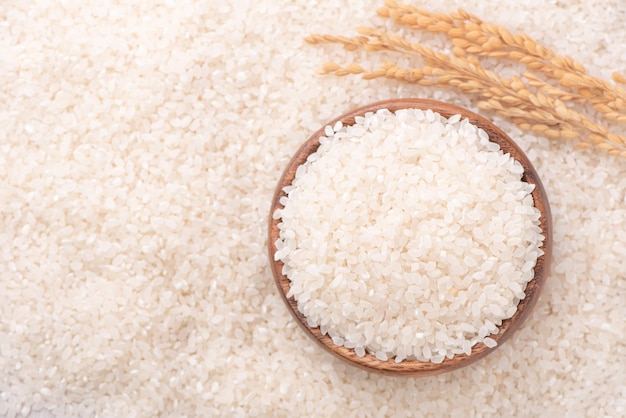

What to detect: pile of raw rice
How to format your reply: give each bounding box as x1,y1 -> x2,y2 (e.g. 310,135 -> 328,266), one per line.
274,108 -> 544,363
0,0 -> 624,417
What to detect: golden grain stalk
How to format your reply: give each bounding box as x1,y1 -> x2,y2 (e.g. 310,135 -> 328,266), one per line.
306,0 -> 626,156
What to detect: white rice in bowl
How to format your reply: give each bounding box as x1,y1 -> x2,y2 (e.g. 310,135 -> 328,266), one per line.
274,108 -> 544,363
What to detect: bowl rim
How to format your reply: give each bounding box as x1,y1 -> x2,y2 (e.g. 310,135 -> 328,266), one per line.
267,98 -> 553,377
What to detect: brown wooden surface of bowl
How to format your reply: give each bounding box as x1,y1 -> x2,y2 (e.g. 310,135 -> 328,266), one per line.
267,98 -> 553,377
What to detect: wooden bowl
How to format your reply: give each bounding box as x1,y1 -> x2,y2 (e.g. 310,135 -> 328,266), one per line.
268,98 -> 552,377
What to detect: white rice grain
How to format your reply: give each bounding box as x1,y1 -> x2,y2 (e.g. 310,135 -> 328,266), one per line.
276,109 -> 543,362
1,0 -> 625,417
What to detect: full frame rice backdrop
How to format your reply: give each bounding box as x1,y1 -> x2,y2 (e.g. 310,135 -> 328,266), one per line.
0,0 -> 625,417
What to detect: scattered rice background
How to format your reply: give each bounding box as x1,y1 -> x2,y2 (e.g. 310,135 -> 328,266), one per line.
0,0 -> 624,417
